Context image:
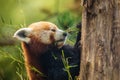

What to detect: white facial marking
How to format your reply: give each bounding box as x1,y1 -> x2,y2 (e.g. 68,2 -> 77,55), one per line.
54,29 -> 66,41
39,30 -> 51,44
54,28 -> 67,47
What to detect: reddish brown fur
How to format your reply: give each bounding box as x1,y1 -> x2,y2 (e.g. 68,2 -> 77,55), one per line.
21,22 -> 58,80
28,21 -> 57,31
22,37 -> 47,80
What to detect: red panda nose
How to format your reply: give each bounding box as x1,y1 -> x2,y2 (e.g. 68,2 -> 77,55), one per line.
63,32 -> 67,37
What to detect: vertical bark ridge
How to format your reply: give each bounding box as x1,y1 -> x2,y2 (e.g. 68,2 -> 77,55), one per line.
78,0 -> 120,80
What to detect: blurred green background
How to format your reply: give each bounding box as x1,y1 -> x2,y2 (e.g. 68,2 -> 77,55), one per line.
0,0 -> 82,80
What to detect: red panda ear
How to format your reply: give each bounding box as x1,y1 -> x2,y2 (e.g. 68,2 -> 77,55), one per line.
13,28 -> 32,43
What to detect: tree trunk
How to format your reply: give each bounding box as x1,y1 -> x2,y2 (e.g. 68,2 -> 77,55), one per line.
78,0 -> 120,80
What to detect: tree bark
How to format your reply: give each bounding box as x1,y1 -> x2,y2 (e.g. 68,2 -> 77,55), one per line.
78,0 -> 120,80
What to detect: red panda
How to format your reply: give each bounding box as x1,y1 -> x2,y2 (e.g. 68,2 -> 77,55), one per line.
13,21 -> 68,80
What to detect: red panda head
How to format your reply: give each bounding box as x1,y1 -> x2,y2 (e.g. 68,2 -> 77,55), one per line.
14,21 -> 67,48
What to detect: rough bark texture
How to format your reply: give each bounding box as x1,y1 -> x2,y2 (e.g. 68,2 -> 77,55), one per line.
78,0 -> 120,80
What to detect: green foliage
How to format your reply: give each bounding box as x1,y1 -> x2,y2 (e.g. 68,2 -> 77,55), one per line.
30,66 -> 47,78
61,50 -> 78,80
0,45 -> 27,80
56,11 -> 80,45
16,63 -> 28,80
57,12 -> 75,30
0,45 -> 47,80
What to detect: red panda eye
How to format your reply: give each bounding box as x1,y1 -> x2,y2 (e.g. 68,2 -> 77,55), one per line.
51,29 -> 56,32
